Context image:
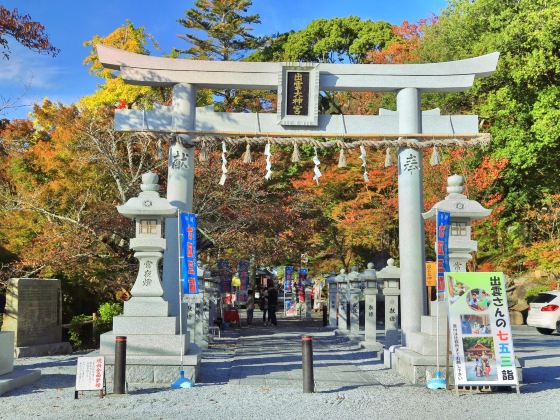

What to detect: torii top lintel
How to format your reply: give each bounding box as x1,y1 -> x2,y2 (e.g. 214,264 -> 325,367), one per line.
96,44 -> 499,93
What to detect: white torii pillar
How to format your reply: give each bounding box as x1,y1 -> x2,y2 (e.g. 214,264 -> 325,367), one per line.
163,83 -> 196,325
397,88 -> 426,343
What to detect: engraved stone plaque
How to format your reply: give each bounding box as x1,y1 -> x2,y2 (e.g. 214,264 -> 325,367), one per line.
1,278 -> 62,346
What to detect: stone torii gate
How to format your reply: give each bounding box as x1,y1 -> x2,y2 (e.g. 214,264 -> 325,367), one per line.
97,44 -> 498,344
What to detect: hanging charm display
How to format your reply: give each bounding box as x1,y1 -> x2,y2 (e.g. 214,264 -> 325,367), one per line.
243,143 -> 253,163
384,147 -> 394,168
312,147 -> 322,184
359,145 -> 369,183
199,142 -> 209,162
430,145 -> 441,166
291,143 -> 301,163
156,139 -> 163,159
264,143 -> 273,180
219,141 -> 228,186
337,145 -> 347,168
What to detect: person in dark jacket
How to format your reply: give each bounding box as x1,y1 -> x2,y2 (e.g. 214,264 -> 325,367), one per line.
267,286 -> 278,326
260,288 -> 269,326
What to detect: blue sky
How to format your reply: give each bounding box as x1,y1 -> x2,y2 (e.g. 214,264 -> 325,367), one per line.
1,0 -> 446,120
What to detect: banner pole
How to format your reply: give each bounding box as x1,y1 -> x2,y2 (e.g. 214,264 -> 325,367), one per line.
177,209 -> 185,371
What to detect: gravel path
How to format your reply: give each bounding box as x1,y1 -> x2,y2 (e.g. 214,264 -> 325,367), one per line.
2,318 -> 559,420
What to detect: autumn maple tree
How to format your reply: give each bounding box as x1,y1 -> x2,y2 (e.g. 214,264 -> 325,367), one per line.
0,6 -> 59,59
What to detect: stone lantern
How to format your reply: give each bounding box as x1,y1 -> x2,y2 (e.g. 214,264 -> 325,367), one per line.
361,263 -> 381,349
335,269 -> 349,332
116,172 -> 177,299
347,266 -> 362,334
99,172 -> 198,385
422,174 -> 491,273
377,258 -> 401,347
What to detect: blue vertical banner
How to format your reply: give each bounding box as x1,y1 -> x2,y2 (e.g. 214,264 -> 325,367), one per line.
284,266 -> 294,291
180,212 -> 199,296
436,210 -> 451,300
237,260 -> 250,303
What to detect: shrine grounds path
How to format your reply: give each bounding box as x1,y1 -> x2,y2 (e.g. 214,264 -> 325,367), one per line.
2,313 -> 560,420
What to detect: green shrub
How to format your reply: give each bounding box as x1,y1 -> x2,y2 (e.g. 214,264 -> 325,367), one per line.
94,302 -> 123,338
69,314 -> 91,349
526,285 -> 552,303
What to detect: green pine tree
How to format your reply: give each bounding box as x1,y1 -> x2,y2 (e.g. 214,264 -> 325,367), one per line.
175,0 -> 261,61
174,0 -> 264,111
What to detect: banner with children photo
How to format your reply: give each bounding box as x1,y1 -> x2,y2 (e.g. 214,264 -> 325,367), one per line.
445,272 -> 518,387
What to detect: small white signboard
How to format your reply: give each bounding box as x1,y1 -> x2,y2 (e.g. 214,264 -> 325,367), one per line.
75,356 -> 105,391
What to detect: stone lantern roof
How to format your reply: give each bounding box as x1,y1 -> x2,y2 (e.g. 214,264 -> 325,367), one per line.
422,174 -> 491,221
376,259 -> 401,280
361,263 -> 377,281
117,172 -> 177,218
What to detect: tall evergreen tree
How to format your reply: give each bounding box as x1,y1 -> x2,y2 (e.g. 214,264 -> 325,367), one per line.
174,0 -> 264,111
175,0 -> 261,61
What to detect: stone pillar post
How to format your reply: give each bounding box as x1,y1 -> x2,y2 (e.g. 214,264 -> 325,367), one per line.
304,287 -> 312,320
327,276 -> 337,328
384,289 -> 401,347
397,87 -> 426,345
335,270 -> 349,333
364,289 -> 379,346
163,83 -> 196,324
347,267 -> 361,334
378,259 -> 402,347
361,263 -> 381,349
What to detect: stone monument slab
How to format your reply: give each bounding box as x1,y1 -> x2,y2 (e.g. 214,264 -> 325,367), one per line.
0,331 -> 41,396
2,278 -> 71,357
0,332 -> 14,376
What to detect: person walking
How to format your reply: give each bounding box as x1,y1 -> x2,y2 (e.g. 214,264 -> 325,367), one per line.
246,290 -> 255,326
268,285 -> 278,326
260,288 -> 269,326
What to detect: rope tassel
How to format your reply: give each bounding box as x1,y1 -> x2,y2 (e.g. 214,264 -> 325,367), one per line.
384,147 -> 394,168
360,145 -> 369,183
312,147 -> 322,184
291,143 -> 301,163
264,143 -> 272,180
430,145 -> 441,166
338,147 -> 347,168
242,143 -> 252,163
219,141 -> 228,186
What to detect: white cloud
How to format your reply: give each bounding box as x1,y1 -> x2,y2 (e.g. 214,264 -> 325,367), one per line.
0,46 -> 65,89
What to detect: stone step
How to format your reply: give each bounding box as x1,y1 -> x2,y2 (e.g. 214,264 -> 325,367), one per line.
99,332 -> 189,356
123,297 -> 170,317
421,315 -> 449,336
112,315 -> 178,335
408,331 -> 450,357
0,367 -> 41,396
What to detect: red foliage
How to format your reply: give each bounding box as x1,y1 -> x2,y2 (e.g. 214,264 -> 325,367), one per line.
0,6 -> 59,59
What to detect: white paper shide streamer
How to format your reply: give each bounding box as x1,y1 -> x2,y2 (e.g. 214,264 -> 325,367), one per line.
264,143 -> 272,180
360,145 -> 369,183
312,147 -> 322,184
219,141 -> 228,186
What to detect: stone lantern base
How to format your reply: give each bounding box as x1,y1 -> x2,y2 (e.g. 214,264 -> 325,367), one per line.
96,297 -> 201,388
0,331 -> 41,396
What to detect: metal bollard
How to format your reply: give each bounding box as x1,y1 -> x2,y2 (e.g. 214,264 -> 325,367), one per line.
322,304 -> 328,327
114,336 -> 127,394
301,335 -> 314,393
